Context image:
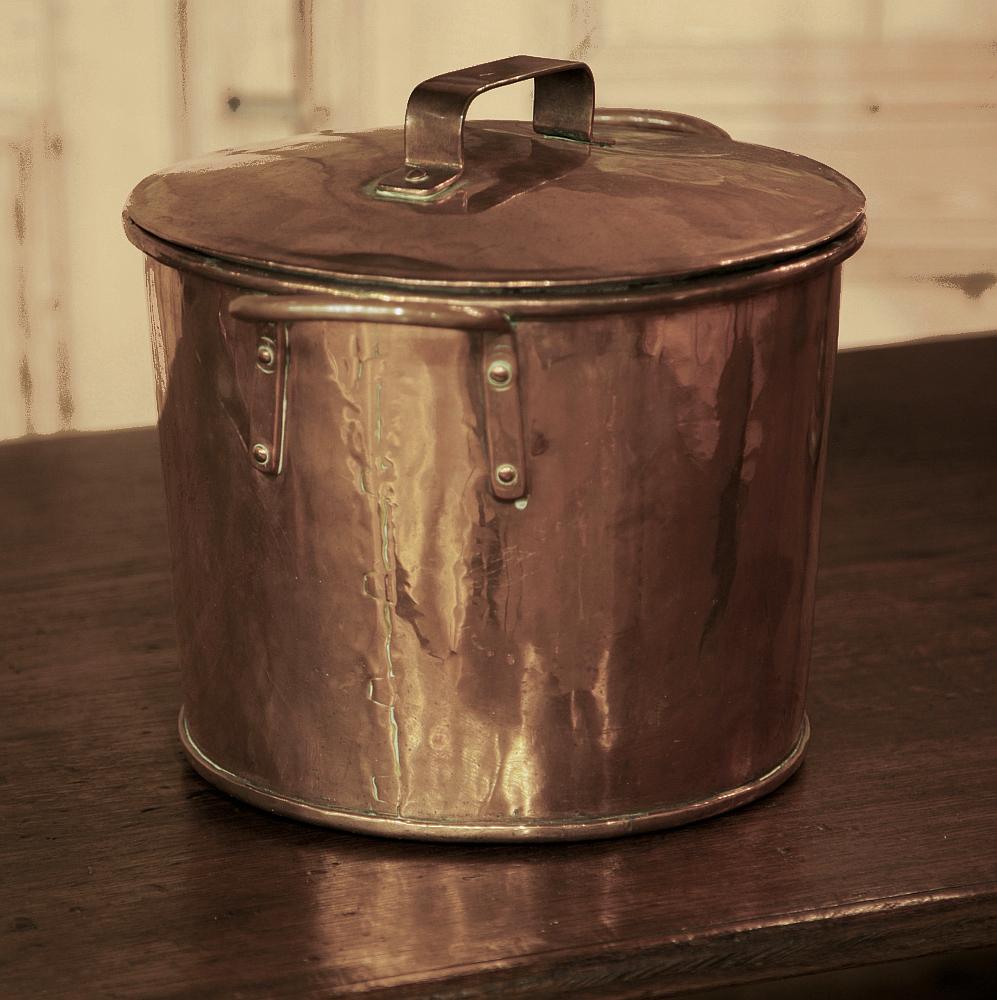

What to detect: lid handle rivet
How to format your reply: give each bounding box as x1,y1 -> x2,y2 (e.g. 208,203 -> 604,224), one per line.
251,443 -> 271,466
404,167 -> 430,184
487,360 -> 513,387
495,463 -> 518,486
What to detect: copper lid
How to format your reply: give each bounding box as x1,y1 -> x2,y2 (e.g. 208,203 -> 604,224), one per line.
125,56 -> 865,293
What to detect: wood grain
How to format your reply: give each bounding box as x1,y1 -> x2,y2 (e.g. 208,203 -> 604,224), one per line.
2,336 -> 996,998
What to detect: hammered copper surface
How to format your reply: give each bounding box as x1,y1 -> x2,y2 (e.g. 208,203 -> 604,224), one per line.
145,259 -> 842,838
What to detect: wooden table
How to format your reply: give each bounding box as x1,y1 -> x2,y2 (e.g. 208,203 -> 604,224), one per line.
2,336 -> 996,998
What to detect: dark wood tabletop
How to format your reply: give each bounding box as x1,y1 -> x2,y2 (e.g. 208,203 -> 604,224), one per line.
2,335 -> 996,999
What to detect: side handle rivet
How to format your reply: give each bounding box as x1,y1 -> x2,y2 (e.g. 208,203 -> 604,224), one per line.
487,360 -> 513,387
495,463 -> 518,486
251,443 -> 271,466
256,340 -> 276,372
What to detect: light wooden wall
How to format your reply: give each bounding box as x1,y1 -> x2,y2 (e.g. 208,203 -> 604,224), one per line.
2,0 -> 996,438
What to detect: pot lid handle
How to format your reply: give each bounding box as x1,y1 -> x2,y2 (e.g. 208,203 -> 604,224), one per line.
375,54 -> 594,200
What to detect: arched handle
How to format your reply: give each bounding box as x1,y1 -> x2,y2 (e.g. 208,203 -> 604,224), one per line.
229,295 -> 527,501
375,55 -> 595,200
594,108 -> 731,140
229,294 -> 511,331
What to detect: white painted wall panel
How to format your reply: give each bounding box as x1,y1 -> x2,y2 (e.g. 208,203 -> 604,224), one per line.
1,0 -> 994,438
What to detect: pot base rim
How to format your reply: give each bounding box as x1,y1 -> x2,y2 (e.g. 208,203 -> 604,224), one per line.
179,708 -> 810,842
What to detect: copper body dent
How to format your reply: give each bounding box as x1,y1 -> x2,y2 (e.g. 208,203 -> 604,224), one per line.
125,56 -> 866,841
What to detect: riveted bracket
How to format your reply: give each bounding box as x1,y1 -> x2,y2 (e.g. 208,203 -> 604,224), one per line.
248,323 -> 288,475
482,332 -> 527,501
229,295 -> 526,499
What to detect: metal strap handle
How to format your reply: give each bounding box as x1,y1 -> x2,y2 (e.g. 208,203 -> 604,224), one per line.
375,55 -> 595,200
229,295 -> 528,501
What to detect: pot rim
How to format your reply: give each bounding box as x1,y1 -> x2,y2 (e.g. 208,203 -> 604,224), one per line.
125,215 -> 866,319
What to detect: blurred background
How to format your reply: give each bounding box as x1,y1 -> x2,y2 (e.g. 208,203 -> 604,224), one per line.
2,0 -> 995,440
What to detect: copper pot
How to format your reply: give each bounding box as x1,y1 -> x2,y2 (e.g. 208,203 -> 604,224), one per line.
124,56 -> 865,841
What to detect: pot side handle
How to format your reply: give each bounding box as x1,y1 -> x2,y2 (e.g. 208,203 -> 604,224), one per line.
229,294 -> 527,501
593,108 -> 731,140
230,295 -> 509,331
374,54 -> 594,200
